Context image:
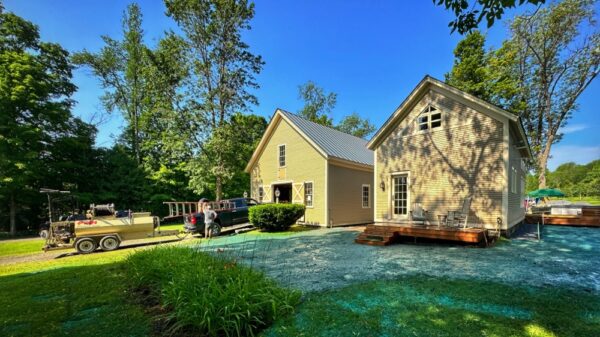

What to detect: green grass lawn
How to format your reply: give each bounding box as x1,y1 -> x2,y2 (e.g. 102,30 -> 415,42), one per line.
157,222 -> 185,232
0,239 -> 44,258
565,196 -> 600,205
0,262 -> 150,337
264,276 -> 600,337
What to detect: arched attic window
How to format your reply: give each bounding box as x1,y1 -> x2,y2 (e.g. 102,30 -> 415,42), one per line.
417,105 -> 442,131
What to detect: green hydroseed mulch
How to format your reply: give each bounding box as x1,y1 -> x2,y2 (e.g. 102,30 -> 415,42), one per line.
264,275 -> 600,337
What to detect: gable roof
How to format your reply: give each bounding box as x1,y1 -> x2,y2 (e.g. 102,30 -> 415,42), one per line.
367,75 -> 532,159
245,109 -> 374,172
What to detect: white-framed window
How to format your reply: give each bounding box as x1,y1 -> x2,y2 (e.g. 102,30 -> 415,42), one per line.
278,144 -> 286,167
258,186 -> 264,202
304,182 -> 313,207
417,105 -> 442,131
362,184 -> 370,208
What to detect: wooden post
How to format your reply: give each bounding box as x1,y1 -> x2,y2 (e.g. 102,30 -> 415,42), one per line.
175,203 -> 179,216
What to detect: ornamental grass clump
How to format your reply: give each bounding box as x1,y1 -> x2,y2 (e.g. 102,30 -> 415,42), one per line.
249,204 -> 305,231
125,246 -> 301,337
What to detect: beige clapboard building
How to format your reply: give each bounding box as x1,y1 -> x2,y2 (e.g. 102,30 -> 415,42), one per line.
245,109 -> 374,226
247,76 -> 531,233
368,76 -> 531,233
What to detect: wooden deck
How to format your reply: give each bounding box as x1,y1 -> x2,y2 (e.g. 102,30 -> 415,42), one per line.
355,223 -> 489,246
525,206 -> 600,227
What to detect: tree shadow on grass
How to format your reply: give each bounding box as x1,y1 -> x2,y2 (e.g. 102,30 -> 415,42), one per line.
0,263 -> 150,337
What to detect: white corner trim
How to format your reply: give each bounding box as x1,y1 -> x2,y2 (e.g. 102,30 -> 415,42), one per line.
373,150 -> 378,221
325,162 -> 330,226
502,118 -> 509,228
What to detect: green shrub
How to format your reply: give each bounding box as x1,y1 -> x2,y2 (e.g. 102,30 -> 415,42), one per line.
249,203 -> 305,231
125,247 -> 301,337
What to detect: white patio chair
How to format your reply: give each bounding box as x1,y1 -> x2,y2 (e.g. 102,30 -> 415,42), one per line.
409,203 -> 429,226
448,197 -> 472,228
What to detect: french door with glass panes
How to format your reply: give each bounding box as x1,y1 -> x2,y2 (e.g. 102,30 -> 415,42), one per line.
392,174 -> 409,218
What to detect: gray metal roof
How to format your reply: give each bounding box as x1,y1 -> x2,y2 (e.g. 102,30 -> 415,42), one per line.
279,110 -> 374,166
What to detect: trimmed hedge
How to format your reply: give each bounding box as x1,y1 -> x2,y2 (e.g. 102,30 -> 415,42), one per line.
249,203 -> 305,231
125,247 -> 301,337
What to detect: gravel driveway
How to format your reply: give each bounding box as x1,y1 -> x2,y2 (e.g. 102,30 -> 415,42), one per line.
196,225 -> 600,294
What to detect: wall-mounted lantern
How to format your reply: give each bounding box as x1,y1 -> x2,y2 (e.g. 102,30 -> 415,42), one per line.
275,188 -> 280,203
380,181 -> 385,191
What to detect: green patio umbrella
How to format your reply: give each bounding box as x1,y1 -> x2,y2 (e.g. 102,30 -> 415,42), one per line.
527,188 -> 565,198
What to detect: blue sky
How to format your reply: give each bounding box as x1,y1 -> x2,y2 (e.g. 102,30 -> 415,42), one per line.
5,0 -> 600,170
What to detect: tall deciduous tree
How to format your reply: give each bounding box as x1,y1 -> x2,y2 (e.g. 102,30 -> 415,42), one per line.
0,9 -> 86,234
298,81 -> 336,127
506,0 -> 599,188
73,3 -> 148,164
187,113 -> 267,199
336,113 -> 376,139
445,1 -> 599,189
297,81 -> 376,139
165,0 -> 264,200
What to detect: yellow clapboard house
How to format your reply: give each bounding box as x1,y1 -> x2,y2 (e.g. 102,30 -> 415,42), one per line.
368,76 -> 532,234
245,109 -> 374,227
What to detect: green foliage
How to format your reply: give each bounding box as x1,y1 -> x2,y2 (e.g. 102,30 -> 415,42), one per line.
445,31 -> 492,101
434,0 -> 546,34
125,246 -> 301,337
297,81 -> 376,139
73,3 -> 150,164
298,81 -> 336,127
165,0 -> 264,200
506,0 -> 600,188
336,112 -> 376,139
0,8 -> 95,234
528,160 -> 600,198
249,204 -> 305,231
187,113 -> 267,199
445,1 -> 600,188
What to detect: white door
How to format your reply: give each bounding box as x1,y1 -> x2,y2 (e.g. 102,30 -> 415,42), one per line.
392,174 -> 409,218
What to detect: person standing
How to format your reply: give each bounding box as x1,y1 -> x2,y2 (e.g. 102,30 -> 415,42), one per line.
203,204 -> 217,238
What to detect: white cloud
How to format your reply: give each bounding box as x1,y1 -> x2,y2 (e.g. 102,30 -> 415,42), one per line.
548,145 -> 600,170
558,124 -> 588,134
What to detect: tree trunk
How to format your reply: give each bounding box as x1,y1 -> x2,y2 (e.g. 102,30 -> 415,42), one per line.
537,136 -> 554,189
215,175 -> 222,201
9,193 -> 16,236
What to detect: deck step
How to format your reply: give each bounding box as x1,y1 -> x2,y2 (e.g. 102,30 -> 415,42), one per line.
354,238 -> 390,246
